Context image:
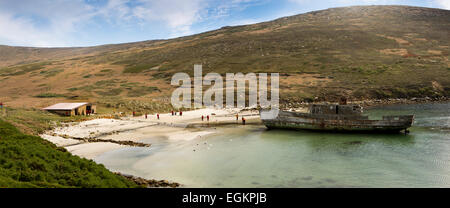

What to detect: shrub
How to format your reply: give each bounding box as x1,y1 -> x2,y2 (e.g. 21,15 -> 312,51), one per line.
0,119 -> 140,188
34,93 -> 67,98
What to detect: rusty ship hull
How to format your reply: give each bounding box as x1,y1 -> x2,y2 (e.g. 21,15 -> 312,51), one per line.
260,110 -> 414,133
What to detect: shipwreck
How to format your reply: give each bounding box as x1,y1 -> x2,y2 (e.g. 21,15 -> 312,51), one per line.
260,103 -> 414,133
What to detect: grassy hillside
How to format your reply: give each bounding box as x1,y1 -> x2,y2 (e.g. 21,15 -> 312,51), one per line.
0,118 -> 140,188
0,5 -> 449,109
0,107 -> 98,135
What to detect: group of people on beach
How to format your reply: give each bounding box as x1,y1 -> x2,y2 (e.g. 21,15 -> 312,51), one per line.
200,113 -> 246,125
136,110 -> 185,120
201,115 -> 210,121
135,110 -> 246,125
171,110 -> 182,116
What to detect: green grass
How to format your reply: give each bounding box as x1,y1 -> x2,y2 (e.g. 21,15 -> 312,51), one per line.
0,119 -> 140,188
0,62 -> 52,76
95,79 -> 122,87
95,88 -> 123,96
96,97 -> 180,114
127,86 -> 160,97
67,85 -> 96,92
39,68 -> 64,77
34,93 -> 67,98
150,72 -> 172,80
0,108 -> 97,135
123,64 -> 156,73
100,69 -> 113,73
67,80 -> 160,98
93,69 -> 113,76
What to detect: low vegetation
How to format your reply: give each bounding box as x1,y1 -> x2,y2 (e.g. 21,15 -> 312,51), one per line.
0,105 -> 139,136
97,98 -> 181,115
66,79 -> 161,98
0,119 -> 140,188
0,108 -> 93,135
127,86 -> 160,97
123,64 -> 156,73
0,6 -> 448,106
0,62 -> 51,76
38,68 -> 64,77
34,93 -> 67,98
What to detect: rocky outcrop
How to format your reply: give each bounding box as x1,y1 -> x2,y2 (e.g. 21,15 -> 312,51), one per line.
282,96 -> 449,109
354,96 -> 449,108
51,133 -> 150,147
115,172 -> 181,188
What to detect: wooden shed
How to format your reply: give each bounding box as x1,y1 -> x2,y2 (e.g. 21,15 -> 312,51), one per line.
43,103 -> 96,116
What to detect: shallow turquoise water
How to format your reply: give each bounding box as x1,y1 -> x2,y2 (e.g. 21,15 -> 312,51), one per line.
95,103 -> 450,187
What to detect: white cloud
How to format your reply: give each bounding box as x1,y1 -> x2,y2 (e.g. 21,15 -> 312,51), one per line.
0,0 -> 94,47
435,0 -> 450,9
0,0 -> 209,46
135,0 -> 204,28
128,0 -> 265,37
131,0 -> 206,36
210,0 -> 267,18
0,0 -> 273,46
0,12 -> 63,47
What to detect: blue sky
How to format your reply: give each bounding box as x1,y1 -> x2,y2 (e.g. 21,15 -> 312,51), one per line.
0,0 -> 448,47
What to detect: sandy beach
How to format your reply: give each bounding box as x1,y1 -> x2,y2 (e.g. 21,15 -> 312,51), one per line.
40,108 -> 260,160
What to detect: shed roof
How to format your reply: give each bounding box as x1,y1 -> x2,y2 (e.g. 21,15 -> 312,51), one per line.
43,103 -> 89,110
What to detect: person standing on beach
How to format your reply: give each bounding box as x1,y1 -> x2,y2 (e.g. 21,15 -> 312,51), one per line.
157,114 -> 160,120
202,115 -> 204,121
145,113 -> 148,119
207,115 -> 210,121
242,117 -> 246,125
133,111 -> 135,117
236,114 -> 239,121
180,111 -> 182,116
171,111 -> 174,116
0,102 -> 4,116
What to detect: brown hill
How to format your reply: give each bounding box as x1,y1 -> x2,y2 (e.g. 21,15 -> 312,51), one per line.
0,5 -> 449,111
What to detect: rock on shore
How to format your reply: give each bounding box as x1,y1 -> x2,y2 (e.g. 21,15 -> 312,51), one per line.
281,96 -> 449,109
115,172 -> 181,188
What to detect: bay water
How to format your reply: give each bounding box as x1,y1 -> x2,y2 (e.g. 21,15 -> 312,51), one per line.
95,103 -> 450,187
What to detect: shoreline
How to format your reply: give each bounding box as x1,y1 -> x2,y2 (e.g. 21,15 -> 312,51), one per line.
352,97 -> 450,108
39,99 -> 448,187
114,172 -> 181,188
282,97 -> 449,109
40,108 -> 259,186
40,98 -> 448,157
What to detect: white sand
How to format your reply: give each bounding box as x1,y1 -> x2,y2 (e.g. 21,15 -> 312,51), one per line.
51,118 -> 158,138
40,134 -> 81,146
65,142 -> 124,160
41,108 -> 261,159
